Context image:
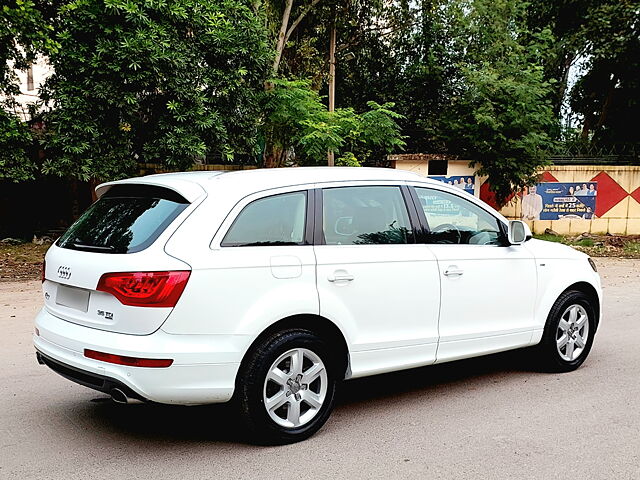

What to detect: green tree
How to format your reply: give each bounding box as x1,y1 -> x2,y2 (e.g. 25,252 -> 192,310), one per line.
569,1 -> 640,146
337,1 -> 453,154
262,79 -> 405,166
0,0 -> 56,181
528,0 -> 640,147
41,0 -> 271,181
338,0 -> 557,204
0,108 -> 36,180
444,0 -> 557,205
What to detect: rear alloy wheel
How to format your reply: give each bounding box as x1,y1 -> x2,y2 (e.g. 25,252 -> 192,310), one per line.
537,290 -> 597,372
237,329 -> 339,444
263,347 -> 328,429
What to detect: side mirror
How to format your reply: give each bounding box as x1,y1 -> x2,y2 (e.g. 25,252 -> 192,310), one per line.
508,220 -> 531,245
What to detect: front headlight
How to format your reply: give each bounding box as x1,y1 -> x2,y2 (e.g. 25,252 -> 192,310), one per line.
588,257 -> 598,272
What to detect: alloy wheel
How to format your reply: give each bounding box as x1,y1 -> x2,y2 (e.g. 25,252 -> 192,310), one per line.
262,348 -> 328,428
556,304 -> 590,362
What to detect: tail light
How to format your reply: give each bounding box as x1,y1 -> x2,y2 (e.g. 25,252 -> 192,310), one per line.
96,271 -> 190,307
41,260 -> 46,283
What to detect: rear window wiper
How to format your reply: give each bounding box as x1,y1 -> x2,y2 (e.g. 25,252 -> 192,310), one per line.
71,243 -> 115,252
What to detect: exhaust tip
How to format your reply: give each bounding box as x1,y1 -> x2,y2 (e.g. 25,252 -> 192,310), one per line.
110,388 -> 129,404
110,387 -> 144,404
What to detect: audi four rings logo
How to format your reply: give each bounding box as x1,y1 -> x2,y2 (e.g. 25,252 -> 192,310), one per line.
57,266 -> 71,280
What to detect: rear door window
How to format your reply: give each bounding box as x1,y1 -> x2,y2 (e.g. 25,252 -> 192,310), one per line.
222,191 -> 307,246
322,186 -> 413,245
57,184 -> 189,254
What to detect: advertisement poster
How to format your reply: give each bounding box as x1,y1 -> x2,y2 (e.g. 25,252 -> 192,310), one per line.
430,175 -> 475,193
521,182 -> 597,221
419,188 -> 473,218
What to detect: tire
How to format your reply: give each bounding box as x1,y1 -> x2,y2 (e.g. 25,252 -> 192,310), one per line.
536,290 -> 597,373
236,329 -> 339,445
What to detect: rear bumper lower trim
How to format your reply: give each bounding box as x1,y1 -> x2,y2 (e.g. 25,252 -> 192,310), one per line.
36,350 -> 146,401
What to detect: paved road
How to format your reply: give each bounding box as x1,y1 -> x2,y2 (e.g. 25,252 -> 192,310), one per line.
1,258 -> 639,480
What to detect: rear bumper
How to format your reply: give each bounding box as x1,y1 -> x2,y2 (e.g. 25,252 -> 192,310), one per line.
34,307 -> 250,405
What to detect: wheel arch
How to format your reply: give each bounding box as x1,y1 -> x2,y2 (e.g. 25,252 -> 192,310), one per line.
236,314 -> 351,387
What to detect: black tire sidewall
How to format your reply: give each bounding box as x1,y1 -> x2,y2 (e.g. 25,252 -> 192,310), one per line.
541,291 -> 597,372
239,329 -> 339,444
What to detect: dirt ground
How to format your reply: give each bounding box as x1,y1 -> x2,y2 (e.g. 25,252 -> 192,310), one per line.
0,243 -> 49,282
1,257 -> 639,479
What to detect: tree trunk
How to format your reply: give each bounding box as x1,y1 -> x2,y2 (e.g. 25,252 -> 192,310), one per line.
263,143 -> 284,168
272,0 -> 294,76
555,51 -> 576,117
271,0 -> 323,76
595,78 -> 617,130
265,0 -> 324,167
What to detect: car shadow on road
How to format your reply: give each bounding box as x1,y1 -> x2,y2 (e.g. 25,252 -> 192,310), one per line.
338,347 -> 539,405
75,347 -> 543,445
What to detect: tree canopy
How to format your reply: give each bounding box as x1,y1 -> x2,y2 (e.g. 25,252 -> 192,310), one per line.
1,0 -> 638,205
40,0 -> 270,180
0,0 -> 56,181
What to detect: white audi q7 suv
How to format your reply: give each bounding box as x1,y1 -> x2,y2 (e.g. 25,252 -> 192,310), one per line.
34,167 -> 602,444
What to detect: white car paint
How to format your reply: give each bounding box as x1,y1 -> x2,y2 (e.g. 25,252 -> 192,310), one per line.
34,167 -> 602,404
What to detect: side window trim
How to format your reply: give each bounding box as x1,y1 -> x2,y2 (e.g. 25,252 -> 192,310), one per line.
400,185 -> 422,243
313,188 -> 324,245
304,188 -> 316,246
221,190 -> 310,247
406,185 -> 430,239
315,184 -> 416,246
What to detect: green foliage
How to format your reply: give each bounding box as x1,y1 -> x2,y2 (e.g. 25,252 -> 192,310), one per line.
335,151 -> 361,167
527,0 -> 640,147
262,79 -> 405,166
533,233 -> 566,244
1,0 -> 56,181
335,1 -> 557,203
41,0 -> 271,180
569,1 -> 640,146
446,0 -> 557,205
624,242 -> 640,255
262,78 -> 325,163
336,1 -> 454,154
0,108 -> 36,180
298,118 -> 345,160
358,101 -> 406,154
2,0 -> 634,196
1,0 -> 56,97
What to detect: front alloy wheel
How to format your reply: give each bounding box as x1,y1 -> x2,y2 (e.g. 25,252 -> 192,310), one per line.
538,290 -> 597,372
556,304 -> 590,362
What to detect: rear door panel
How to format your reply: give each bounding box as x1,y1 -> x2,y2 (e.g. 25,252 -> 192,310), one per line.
313,182 -> 441,378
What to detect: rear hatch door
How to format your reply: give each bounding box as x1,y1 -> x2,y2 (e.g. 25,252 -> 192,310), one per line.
42,183 -> 199,335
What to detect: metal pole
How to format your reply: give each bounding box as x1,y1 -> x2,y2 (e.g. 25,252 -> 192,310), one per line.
327,22 -> 336,166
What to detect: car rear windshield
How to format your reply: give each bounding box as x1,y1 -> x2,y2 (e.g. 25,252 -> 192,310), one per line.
57,184 -> 189,254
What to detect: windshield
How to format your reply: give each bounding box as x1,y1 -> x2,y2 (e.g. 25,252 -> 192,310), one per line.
57,184 -> 189,254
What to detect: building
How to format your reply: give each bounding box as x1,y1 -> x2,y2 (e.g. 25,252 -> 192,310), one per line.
2,56 -> 52,120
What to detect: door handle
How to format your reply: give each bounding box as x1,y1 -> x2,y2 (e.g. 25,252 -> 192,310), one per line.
444,267 -> 464,277
328,272 -> 354,283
